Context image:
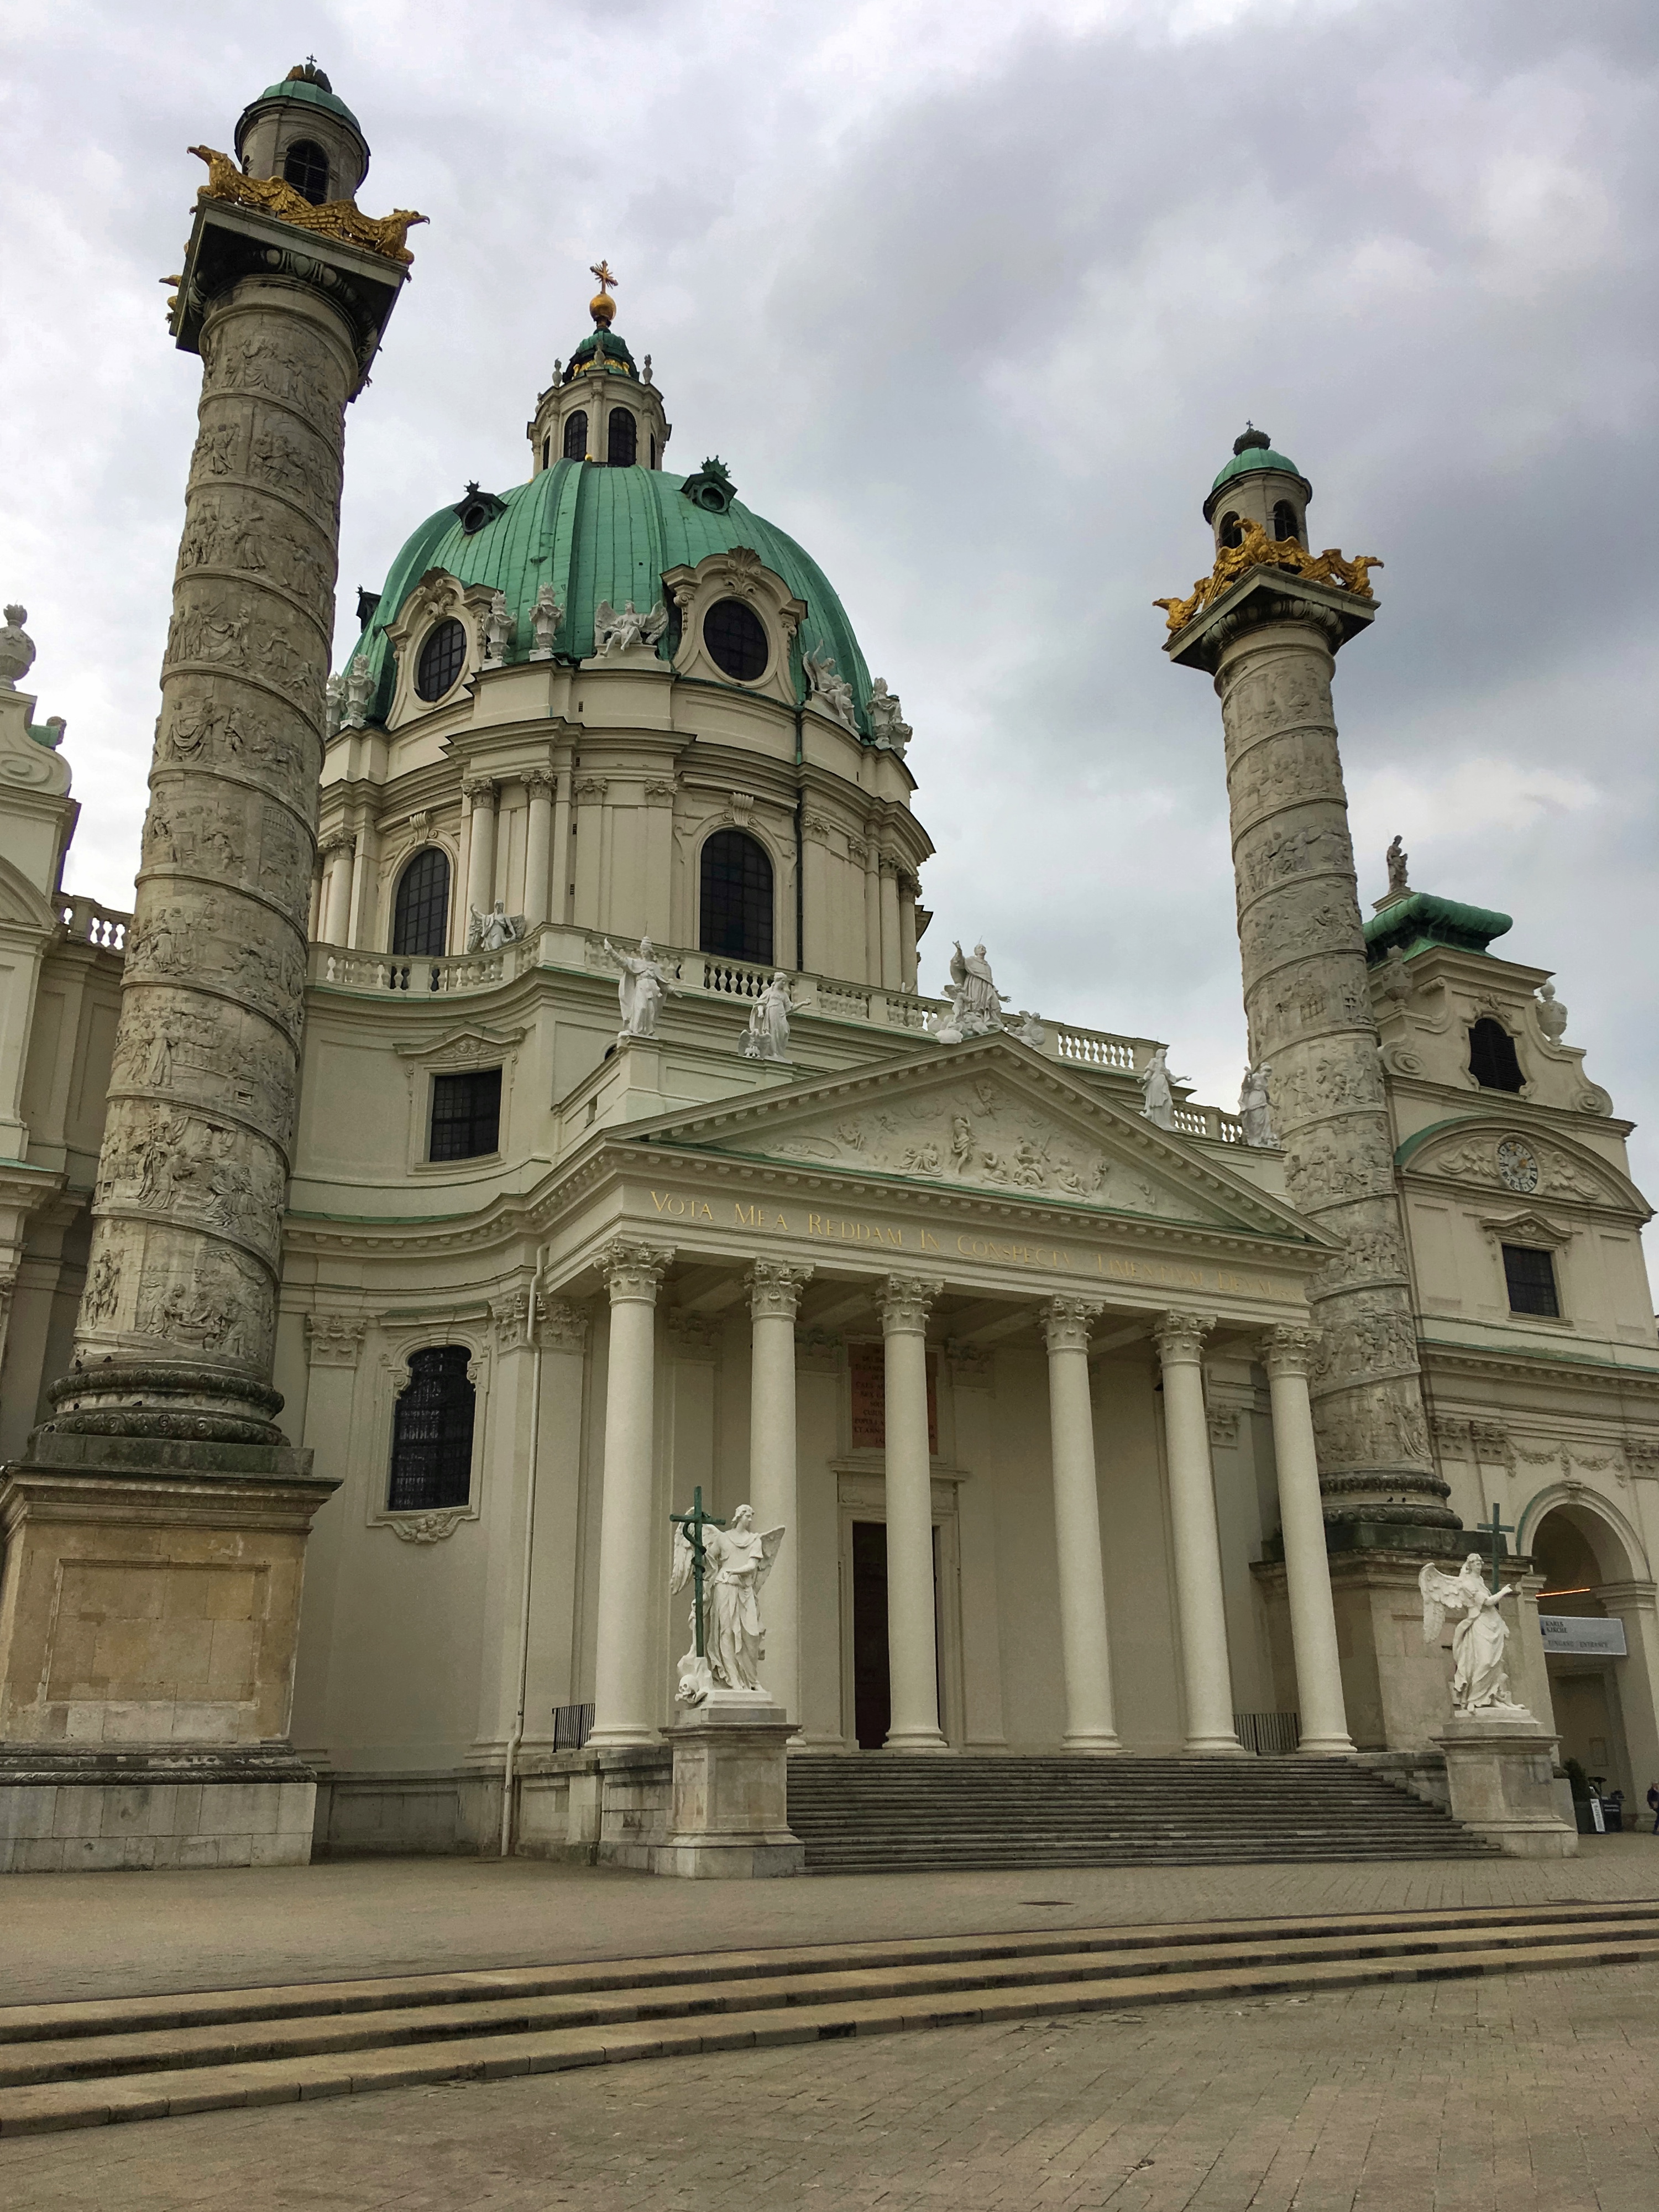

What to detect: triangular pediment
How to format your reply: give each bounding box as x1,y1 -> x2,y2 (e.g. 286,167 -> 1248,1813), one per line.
612,1037 -> 1329,1243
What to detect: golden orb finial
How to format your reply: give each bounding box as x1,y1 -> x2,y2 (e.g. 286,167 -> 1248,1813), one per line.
588,259 -> 617,328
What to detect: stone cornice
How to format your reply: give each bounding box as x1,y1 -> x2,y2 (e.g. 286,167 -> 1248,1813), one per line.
1419,1337 -> 1659,1399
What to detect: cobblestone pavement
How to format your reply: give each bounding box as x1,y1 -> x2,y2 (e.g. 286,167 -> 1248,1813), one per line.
6,1960 -> 1659,2209
4,1836 -> 1657,2006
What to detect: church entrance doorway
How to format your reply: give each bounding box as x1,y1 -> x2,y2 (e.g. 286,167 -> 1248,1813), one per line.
1531,1503 -> 1639,1811
849,1520 -> 945,1750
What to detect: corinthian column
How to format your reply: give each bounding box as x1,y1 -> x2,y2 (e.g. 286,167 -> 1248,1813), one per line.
589,1240 -> 672,1749
1153,1313 -> 1243,1751
1042,1296 -> 1120,1751
1262,1325 -> 1354,1754
1161,508 -> 1454,1552
877,1273 -> 948,1750
746,1261 -> 813,1722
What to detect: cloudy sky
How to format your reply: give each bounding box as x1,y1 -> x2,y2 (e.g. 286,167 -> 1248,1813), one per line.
7,1 -> 1657,1209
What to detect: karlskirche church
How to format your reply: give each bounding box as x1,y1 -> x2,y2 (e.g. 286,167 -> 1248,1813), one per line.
1,62 -> 1656,1873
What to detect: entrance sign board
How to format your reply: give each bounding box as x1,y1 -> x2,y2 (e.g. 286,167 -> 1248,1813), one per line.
1539,1615 -> 1626,1657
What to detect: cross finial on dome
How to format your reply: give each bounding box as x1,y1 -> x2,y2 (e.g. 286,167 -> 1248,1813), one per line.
588,260 -> 618,328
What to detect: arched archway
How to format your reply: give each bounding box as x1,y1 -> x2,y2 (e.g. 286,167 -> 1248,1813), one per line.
1525,1492 -> 1656,1818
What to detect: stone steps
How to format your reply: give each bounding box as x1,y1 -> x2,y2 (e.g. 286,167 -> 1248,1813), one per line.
1,1902 -> 1654,2137
784,1754 -> 1496,1869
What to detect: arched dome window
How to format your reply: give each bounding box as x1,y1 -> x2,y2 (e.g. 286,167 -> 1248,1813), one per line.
388,1346 -> 475,1512
415,618 -> 467,702
282,139 -> 330,205
391,848 -> 451,957
563,411 -> 588,461
1273,501 -> 1300,543
703,598 -> 770,682
1217,511 -> 1243,550
700,830 -> 774,965
607,409 -> 637,467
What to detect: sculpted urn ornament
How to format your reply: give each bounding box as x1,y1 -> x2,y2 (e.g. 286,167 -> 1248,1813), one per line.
1535,981 -> 1568,1043
0,605 -> 36,691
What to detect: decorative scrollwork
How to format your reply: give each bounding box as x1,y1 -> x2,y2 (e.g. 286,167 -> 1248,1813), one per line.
189,147 -> 427,265
1155,518 -> 1381,636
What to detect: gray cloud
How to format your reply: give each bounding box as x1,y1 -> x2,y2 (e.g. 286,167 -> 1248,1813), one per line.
7,0 -> 1656,1233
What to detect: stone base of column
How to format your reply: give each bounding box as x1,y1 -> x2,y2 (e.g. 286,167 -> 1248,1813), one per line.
1435,1716 -> 1578,1858
1062,1729 -> 1124,1754
647,1692 -> 803,1879
1184,1734 -> 1249,1754
0,1425 -> 337,1876
0,1745 -> 317,1872
883,1729 -> 951,1751
1296,1732 -> 1358,1756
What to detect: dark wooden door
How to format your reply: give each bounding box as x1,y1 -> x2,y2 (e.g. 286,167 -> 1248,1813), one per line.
851,1521 -> 891,1749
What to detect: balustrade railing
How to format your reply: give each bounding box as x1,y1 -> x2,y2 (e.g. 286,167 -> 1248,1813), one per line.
59,896 -> 130,953
1053,1023 -> 1136,1071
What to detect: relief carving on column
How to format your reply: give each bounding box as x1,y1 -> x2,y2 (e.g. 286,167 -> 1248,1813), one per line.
1152,1311 -> 1215,1367
876,1274 -> 943,1335
598,1239 -> 672,1301
1041,1295 -> 1105,1356
665,1309 -> 721,1359
489,1290 -> 532,1348
746,1259 -> 814,1320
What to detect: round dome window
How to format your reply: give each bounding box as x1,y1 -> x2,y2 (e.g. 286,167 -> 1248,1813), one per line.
703,598 -> 769,683
416,618 -> 467,701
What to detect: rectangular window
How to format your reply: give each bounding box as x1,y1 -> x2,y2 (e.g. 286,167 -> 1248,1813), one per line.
429,1068 -> 501,1161
1502,1243 -> 1560,1317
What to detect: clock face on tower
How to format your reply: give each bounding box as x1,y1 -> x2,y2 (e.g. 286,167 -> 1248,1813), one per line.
1496,1138 -> 1539,1194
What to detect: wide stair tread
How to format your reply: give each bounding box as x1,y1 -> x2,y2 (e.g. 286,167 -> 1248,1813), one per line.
2,1905 -> 1653,2136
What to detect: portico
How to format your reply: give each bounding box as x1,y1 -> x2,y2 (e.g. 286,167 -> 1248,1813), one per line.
544,1035 -> 1355,1763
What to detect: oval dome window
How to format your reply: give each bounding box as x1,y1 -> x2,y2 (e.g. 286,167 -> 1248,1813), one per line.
416,618 -> 467,701
703,598 -> 768,682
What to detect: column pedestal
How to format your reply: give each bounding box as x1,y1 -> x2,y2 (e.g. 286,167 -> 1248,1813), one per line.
1436,1716 -> 1578,1857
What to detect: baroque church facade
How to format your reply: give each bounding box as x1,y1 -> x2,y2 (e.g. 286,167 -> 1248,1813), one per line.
1,63 -> 1656,1870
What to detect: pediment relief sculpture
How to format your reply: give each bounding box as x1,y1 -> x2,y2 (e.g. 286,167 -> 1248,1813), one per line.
1414,1127 -> 1620,1206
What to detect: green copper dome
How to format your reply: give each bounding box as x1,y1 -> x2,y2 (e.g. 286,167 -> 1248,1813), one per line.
344,462 -> 875,735
235,64 -> 364,157
1210,425 -> 1306,494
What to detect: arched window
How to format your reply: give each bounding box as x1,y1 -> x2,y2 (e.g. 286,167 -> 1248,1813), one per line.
1217,510 -> 1243,549
700,829 -> 774,964
282,139 -> 330,205
391,848 -> 451,956
415,618 -> 467,702
563,410 -> 588,461
1272,501 -> 1300,543
1468,1017 -> 1524,1092
388,1346 -> 476,1512
702,598 -> 770,682
607,409 -> 637,466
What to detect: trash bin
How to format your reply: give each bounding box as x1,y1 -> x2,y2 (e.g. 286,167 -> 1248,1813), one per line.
1601,1792 -> 1624,1833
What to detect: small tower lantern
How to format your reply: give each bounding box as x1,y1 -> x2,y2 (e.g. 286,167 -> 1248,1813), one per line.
1202,425 -> 1312,551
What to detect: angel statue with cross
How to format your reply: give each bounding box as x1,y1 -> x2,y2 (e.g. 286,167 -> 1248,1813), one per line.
671,1493 -> 786,1704
1419,1554 -> 1532,1719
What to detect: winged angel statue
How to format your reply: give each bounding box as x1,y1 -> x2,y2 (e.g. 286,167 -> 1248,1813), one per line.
1419,1555 -> 1533,1719
593,599 -> 668,656
671,1504 -> 786,1704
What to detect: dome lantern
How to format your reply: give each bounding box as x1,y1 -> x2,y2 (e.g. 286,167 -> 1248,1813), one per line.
1202,422 -> 1313,553
234,58 -> 370,206
525,261 -> 672,474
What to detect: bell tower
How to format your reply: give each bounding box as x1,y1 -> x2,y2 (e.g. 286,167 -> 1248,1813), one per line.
1157,432 -> 1465,1745
526,263 -> 672,473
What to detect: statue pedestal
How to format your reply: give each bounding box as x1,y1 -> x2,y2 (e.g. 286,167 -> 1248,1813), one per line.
651,1690 -> 803,1879
1435,1713 -> 1578,1858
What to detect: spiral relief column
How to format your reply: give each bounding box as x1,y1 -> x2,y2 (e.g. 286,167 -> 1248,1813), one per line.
0,67 -> 422,1871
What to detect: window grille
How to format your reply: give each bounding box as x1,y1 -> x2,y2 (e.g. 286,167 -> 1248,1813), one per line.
415,619 -> 467,702
1217,510 -> 1243,548
563,410 -> 588,461
430,1068 -> 501,1160
702,597 -> 769,681
699,829 -> 774,964
388,1346 -> 475,1512
607,408 -> 637,466
282,139 -> 330,204
1503,1244 -> 1560,1317
1272,500 -> 1299,542
391,849 -> 450,958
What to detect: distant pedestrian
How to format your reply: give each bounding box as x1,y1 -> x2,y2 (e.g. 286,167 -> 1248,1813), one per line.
1647,1781 -> 1658,1834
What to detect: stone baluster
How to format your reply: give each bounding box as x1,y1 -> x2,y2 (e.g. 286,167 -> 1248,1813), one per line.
745,1261 -> 813,1722
1262,1326 -> 1355,1753
1042,1295 -> 1121,1751
1153,1313 -> 1244,1751
877,1274 -> 948,1750
588,1240 -> 672,1748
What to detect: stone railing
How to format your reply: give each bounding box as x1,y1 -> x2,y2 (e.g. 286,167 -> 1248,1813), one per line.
1174,1101 -> 1244,1145
310,937 -> 540,995
59,896 -> 130,953
1053,1022 -> 1137,1072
